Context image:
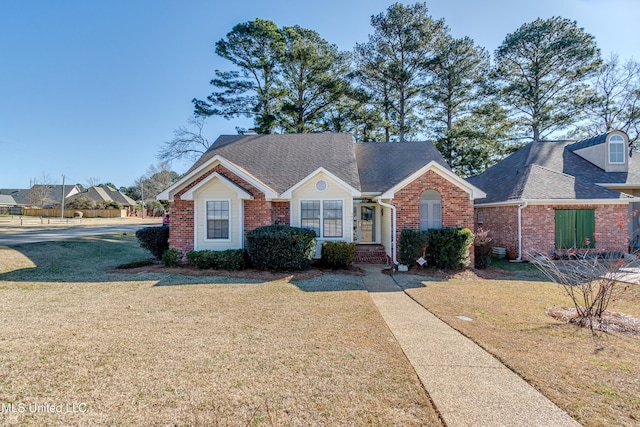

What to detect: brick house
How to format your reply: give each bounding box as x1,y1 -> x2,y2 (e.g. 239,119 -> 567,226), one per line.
467,130 -> 640,259
157,133 -> 485,265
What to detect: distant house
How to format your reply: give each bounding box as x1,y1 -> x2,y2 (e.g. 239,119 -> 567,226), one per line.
468,130 -> 640,259
0,189 -> 30,206
67,185 -> 136,209
26,184 -> 80,208
0,194 -> 16,206
158,133 -> 485,263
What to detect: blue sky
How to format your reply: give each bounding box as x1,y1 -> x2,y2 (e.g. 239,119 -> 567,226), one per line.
1,0 -> 638,189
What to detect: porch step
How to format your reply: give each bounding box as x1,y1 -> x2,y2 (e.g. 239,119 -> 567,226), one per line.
354,244 -> 388,264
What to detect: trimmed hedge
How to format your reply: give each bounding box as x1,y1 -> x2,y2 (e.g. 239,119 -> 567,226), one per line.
135,226 -> 170,259
246,225 -> 317,271
399,229 -> 429,266
321,241 -> 356,269
186,249 -> 246,271
399,227 -> 474,270
161,248 -> 183,267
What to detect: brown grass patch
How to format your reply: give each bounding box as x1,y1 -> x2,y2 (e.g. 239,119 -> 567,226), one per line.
400,275 -> 640,427
0,241 -> 440,426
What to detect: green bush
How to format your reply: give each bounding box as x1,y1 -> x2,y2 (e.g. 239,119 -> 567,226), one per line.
246,225 -> 317,271
399,229 -> 429,266
135,226 -> 170,259
399,227 -> 474,269
161,248 -> 183,267
321,241 -> 356,269
186,249 -> 246,271
427,228 -> 474,269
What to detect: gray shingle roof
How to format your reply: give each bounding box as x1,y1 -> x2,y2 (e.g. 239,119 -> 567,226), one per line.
468,137 -> 639,204
0,189 -> 29,205
68,186 -> 136,207
0,195 -> 16,205
189,133 -> 361,193
354,141 -> 450,193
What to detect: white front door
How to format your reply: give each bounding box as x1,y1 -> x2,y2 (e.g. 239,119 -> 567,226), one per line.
353,204 -> 376,243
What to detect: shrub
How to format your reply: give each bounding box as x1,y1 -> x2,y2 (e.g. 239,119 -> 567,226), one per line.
186,249 -> 246,271
135,226 -> 170,259
399,229 -> 429,266
427,228 -> 474,269
246,225 -> 316,271
161,248 -> 183,267
474,228 -> 493,269
321,241 -> 356,269
66,195 -> 96,210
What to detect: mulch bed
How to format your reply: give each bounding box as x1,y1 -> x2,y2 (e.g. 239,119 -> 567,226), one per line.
546,307 -> 640,337
113,261 -> 364,281
384,266 -> 515,280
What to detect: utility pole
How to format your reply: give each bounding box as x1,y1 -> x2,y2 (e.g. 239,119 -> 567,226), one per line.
60,173 -> 65,219
141,182 -> 144,219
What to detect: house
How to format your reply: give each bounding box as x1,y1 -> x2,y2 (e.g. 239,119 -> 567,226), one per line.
467,130 -> 640,259
26,184 -> 80,208
67,185 -> 137,209
0,189 -> 30,206
157,133 -> 485,264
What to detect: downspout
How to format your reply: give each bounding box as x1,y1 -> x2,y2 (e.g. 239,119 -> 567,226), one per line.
517,200 -> 528,261
376,199 -> 398,265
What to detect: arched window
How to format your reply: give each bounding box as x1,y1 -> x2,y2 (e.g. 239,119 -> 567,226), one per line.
420,190 -> 442,231
609,134 -> 625,164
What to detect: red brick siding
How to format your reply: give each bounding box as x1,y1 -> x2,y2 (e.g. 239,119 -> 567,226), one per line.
394,170 -> 475,264
271,201 -> 290,225
475,206 -> 519,259
475,203 -> 629,259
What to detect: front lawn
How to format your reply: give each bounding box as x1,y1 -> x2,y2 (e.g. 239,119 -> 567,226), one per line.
394,264 -> 640,427
0,235 -> 440,426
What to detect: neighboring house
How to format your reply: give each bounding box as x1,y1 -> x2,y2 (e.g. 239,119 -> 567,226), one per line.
0,189 -> 30,206
27,184 -> 80,208
468,130 -> 640,259
158,133 -> 485,264
0,194 -> 16,206
67,185 -> 137,209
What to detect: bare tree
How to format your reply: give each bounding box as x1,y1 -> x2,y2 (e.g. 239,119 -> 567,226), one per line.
27,173 -> 54,208
529,248 -> 638,332
157,116 -> 213,163
573,54 -> 640,144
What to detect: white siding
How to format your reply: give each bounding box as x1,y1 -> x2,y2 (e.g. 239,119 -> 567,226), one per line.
291,172 -> 353,257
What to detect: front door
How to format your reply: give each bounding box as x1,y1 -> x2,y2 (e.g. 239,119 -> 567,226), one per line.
353,204 -> 376,243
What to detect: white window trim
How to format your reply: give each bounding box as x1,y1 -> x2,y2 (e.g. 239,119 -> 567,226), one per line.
609,135 -> 626,164
204,199 -> 232,242
299,198 -> 345,239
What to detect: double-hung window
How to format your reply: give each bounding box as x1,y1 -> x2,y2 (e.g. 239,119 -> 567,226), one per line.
301,200 -> 343,238
206,200 -> 230,240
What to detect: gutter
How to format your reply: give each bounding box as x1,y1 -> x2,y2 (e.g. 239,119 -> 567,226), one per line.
517,200 -> 528,261
376,199 -> 398,265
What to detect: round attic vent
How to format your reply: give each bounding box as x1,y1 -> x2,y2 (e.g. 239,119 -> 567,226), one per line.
316,180 -> 328,192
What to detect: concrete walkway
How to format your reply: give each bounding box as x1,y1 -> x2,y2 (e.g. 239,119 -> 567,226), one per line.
360,265 -> 581,427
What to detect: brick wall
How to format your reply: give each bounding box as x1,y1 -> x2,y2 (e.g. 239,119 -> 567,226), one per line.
475,203 -> 629,259
475,206 -> 519,259
394,170 -> 475,264
271,201 -> 290,225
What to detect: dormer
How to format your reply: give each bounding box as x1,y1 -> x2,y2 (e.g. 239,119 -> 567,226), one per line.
566,130 -> 629,172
